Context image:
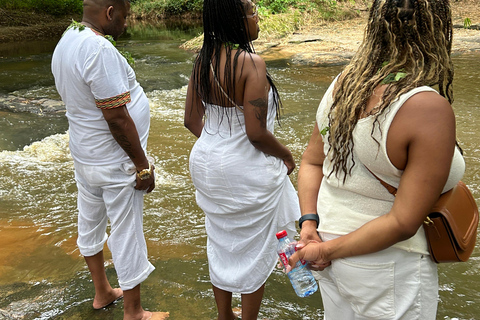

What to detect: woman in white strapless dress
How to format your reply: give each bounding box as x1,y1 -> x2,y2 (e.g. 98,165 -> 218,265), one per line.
184,0 -> 300,319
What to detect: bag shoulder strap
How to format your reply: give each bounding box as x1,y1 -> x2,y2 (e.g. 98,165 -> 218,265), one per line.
210,63 -> 244,113
364,165 -> 398,196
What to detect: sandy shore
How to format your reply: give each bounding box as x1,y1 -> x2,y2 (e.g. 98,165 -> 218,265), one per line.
1,1 -> 479,65
256,0 -> 480,65
1,1 -> 479,115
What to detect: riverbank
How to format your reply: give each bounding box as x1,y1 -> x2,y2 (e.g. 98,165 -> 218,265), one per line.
249,0 -> 480,65
1,1 -> 479,60
0,9 -> 80,43
0,1 -> 479,115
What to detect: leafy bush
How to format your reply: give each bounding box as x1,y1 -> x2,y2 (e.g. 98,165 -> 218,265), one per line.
257,0 -> 341,15
131,0 -> 203,17
129,0 -> 351,19
0,0 -> 83,15
34,0 -> 83,16
257,0 -> 296,14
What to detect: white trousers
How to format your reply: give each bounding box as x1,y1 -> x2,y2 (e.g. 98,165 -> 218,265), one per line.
314,233 -> 438,320
74,161 -> 155,291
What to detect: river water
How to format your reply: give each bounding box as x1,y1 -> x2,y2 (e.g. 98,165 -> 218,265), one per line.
0,21 -> 479,320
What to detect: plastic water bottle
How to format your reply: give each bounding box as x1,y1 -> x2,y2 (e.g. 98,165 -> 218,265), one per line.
276,230 -> 318,297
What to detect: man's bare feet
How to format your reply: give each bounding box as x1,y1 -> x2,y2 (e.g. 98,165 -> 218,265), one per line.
141,311 -> 170,320
232,307 -> 241,319
93,287 -> 124,309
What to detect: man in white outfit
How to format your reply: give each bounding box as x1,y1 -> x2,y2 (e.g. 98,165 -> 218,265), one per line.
51,0 -> 168,319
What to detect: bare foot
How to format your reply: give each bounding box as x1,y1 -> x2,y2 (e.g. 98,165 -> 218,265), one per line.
93,288 -> 124,309
141,311 -> 170,320
232,307 -> 241,319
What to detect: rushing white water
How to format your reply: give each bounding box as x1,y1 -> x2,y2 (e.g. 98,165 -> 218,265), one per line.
0,132 -> 71,163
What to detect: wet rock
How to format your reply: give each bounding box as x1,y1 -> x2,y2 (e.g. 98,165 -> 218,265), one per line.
0,308 -> 20,319
288,33 -> 323,44
0,95 -> 65,116
454,24 -> 480,30
291,52 -> 353,66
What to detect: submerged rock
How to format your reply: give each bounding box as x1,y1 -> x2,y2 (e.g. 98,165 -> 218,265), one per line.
0,95 -> 65,116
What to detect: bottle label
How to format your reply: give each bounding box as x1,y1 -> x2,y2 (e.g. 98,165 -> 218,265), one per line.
279,252 -> 289,268
293,245 -> 307,266
279,241 -> 308,268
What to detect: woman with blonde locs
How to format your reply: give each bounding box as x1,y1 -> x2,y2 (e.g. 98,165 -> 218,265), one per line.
184,0 -> 300,319
290,0 -> 465,319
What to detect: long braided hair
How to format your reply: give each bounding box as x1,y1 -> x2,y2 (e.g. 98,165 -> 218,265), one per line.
190,0 -> 281,125
327,0 -> 453,182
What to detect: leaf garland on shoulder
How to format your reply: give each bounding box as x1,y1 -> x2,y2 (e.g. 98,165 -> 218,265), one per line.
379,61 -> 407,85
103,35 -> 135,67
65,20 -> 135,67
63,19 -> 85,35
320,126 -> 329,136
381,71 -> 407,84
224,42 -> 240,50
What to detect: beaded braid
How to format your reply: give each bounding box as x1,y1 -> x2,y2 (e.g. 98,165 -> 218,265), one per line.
326,0 -> 453,182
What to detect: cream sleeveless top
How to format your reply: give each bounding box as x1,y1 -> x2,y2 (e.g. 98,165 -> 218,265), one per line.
315,76 -> 465,254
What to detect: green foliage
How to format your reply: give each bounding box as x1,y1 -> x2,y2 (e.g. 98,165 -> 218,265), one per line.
257,0 -> 296,14
164,0 -> 203,15
464,17 -> 472,29
130,0 -> 353,20
320,126 -> 330,136
257,0 -> 340,15
0,0 -> 83,16
1,0 -> 351,19
182,0 -> 357,52
130,1 -> 163,16
131,0 -> 203,17
259,8 -> 301,37
182,6 -> 303,52
66,20 -> 135,67
381,71 -> 407,84
64,19 -> 85,34
105,35 -> 135,67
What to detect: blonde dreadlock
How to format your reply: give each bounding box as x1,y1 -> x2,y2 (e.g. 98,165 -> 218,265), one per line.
327,0 -> 453,182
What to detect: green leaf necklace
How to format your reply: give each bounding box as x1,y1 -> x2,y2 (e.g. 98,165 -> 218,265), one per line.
65,20 -> 134,67
224,42 -> 240,50
363,65 -> 408,116
381,71 -> 407,84
320,64 -> 409,135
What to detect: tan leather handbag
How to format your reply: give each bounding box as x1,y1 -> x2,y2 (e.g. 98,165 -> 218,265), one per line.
423,181 -> 479,263
366,167 -> 479,263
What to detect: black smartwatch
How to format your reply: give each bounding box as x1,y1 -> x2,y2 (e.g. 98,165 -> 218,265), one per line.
298,213 -> 319,229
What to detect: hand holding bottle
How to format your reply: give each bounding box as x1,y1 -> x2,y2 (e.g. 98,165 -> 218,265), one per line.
276,230 -> 318,297
288,241 -> 330,272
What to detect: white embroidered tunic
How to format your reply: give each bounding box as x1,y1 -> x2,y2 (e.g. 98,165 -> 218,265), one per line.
52,27 -> 150,166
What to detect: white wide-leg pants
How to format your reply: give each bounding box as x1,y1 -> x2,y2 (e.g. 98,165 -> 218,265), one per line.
314,233 -> 438,320
74,161 -> 155,290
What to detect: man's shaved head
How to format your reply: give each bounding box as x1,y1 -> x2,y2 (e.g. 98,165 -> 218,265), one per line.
83,0 -> 128,9
82,0 -> 130,40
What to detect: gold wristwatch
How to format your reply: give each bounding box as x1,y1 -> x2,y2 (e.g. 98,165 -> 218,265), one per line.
137,162 -> 152,180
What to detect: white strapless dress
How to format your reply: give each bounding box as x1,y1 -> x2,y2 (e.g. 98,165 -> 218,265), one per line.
189,88 -> 300,293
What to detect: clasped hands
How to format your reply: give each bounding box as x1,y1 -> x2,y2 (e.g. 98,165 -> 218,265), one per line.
286,227 -> 331,273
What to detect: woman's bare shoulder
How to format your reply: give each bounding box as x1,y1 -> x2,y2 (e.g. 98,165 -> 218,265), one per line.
402,90 -> 453,117
396,90 -> 455,137
236,51 -> 266,70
